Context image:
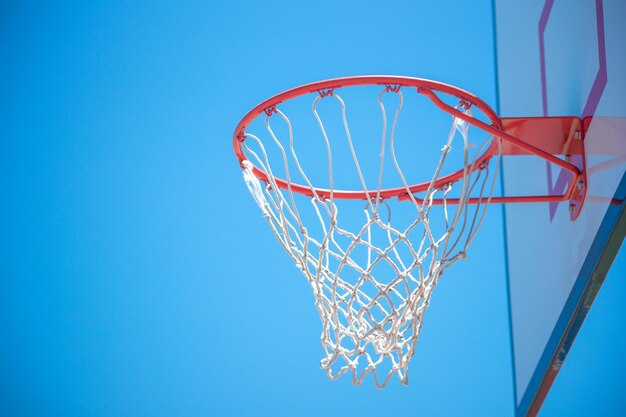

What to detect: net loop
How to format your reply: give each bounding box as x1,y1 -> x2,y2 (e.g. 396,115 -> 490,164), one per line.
264,105 -> 277,116
384,84 -> 402,93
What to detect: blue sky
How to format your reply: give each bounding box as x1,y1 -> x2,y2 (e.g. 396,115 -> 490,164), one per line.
1,1 -> 624,416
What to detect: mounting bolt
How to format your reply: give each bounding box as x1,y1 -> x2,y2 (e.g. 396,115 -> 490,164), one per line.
574,130 -> 581,140
577,180 -> 584,190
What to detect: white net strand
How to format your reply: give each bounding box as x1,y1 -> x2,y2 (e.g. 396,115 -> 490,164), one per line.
240,86 -> 502,388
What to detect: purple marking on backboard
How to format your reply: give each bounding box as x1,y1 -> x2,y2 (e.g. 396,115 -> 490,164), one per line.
540,0 -> 607,220
538,0 -> 554,118
582,0 -> 608,118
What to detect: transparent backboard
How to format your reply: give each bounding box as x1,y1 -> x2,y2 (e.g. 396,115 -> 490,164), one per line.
494,0 -> 626,416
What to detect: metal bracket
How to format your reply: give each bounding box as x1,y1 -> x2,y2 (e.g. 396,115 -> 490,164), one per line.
500,116 -> 587,220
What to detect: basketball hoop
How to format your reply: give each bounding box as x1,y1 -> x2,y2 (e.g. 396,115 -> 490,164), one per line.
232,76 -> 586,387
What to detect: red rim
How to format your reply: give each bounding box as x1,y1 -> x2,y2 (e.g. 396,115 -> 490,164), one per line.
233,75 -> 502,200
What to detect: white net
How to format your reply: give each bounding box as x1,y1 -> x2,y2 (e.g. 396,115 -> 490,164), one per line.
239,86 -> 501,388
